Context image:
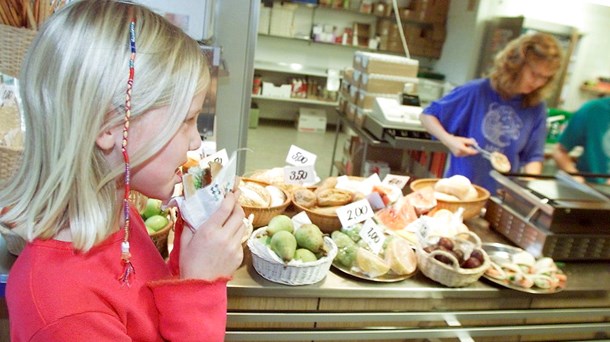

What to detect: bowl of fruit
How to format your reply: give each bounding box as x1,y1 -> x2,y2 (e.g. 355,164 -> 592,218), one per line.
416,231 -> 490,287
247,215 -> 338,286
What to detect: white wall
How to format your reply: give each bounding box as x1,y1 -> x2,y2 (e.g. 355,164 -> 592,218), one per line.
435,0 -> 610,111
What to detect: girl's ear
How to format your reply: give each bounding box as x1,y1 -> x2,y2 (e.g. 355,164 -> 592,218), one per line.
96,130 -> 115,152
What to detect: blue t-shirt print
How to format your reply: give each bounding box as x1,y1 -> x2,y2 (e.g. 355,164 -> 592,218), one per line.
481,103 -> 523,149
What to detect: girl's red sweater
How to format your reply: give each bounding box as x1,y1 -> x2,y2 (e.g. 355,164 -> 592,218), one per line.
7,207 -> 228,341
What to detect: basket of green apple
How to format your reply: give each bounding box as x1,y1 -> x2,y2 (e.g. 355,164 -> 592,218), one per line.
134,192 -> 174,258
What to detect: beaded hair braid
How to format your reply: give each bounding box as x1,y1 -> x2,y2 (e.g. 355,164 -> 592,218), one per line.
118,16 -> 137,286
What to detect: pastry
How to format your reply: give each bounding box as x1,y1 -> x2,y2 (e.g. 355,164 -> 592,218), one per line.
293,188 -> 317,208
316,188 -> 353,207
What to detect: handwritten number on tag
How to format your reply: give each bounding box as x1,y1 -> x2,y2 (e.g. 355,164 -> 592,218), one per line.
347,205 -> 368,221
291,152 -> 308,165
289,169 -> 308,181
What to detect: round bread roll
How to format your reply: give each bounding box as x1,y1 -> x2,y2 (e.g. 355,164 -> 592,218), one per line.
314,177 -> 338,194
462,185 -> 479,201
316,188 -> 353,207
265,185 -> 286,207
293,188 -> 317,208
238,182 -> 271,207
433,191 -> 460,202
434,175 -> 472,200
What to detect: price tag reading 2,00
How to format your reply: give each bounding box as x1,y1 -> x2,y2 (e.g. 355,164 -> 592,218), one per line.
336,199 -> 374,228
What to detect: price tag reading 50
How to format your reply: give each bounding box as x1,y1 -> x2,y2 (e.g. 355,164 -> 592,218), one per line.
358,218 -> 386,255
336,199 -> 374,228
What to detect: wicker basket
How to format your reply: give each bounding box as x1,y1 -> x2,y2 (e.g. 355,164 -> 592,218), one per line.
0,24 -> 37,78
409,178 -> 490,220
416,232 -> 490,287
0,145 -> 22,186
292,201 -> 342,234
148,212 -> 174,259
247,227 -> 338,286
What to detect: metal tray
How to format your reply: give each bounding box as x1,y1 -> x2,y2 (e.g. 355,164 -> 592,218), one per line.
481,242 -> 565,294
331,261 -> 416,283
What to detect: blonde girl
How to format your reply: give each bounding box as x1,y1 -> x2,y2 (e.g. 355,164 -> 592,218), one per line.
1,1 -> 246,341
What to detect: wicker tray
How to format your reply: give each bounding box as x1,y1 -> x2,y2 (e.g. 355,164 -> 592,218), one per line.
410,178 -> 490,220
416,231 -> 490,287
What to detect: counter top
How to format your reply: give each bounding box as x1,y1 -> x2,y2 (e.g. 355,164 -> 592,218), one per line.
228,218 -> 610,299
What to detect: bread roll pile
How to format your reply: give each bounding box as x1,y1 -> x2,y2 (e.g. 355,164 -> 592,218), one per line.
292,177 -> 364,216
238,180 -> 287,208
433,175 -> 478,201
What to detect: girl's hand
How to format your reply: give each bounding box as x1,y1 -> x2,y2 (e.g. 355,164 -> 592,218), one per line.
178,191 -> 246,280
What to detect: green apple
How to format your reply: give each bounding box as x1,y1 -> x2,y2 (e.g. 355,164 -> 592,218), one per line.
142,198 -> 163,219
145,214 -> 169,232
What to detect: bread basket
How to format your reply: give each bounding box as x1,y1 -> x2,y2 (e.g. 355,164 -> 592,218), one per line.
239,180 -> 291,228
409,178 -> 490,220
291,201 -> 342,234
416,231 -> 490,287
247,227 -> 338,286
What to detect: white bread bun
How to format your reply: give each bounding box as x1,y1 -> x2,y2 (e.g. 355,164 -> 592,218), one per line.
433,191 -> 460,202
238,182 -> 271,207
265,185 -> 286,207
434,175 -> 472,200
462,185 -> 479,201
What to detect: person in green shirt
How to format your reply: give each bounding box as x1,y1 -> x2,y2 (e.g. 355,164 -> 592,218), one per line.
552,97 -> 610,184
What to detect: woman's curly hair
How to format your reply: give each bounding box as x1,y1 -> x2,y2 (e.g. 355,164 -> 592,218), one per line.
489,32 -> 563,108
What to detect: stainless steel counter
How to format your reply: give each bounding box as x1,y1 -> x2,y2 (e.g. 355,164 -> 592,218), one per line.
228,218 -> 610,299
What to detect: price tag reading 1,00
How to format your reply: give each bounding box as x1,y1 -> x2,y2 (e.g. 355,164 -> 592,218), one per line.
359,218 -> 386,255
336,199 -> 374,228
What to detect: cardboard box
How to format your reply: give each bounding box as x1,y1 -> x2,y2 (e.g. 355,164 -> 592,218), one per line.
356,90 -> 399,110
258,6 -> 271,34
297,107 -> 327,133
353,51 -> 419,78
261,82 -> 291,98
359,73 -> 418,94
269,3 -> 297,37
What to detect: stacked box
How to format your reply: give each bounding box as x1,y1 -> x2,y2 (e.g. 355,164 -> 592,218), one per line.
359,73 -> 419,94
353,51 -> 419,78
269,3 -> 297,37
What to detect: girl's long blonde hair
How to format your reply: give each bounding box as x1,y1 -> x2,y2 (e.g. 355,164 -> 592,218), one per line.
489,32 -> 563,107
0,0 -> 209,251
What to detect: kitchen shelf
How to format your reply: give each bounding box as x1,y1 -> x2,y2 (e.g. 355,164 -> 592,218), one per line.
258,33 -> 385,54
252,94 -> 338,107
254,60 -> 330,77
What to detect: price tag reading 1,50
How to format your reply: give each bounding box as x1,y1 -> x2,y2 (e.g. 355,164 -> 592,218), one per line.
283,165 -> 316,185
359,218 -> 386,255
336,199 -> 374,228
285,145 -> 317,166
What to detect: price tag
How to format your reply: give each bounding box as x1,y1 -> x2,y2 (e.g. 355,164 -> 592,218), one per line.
285,145 -> 317,166
358,218 -> 386,255
201,148 -> 229,168
382,174 -> 410,189
283,165 -> 316,185
336,198 -> 374,228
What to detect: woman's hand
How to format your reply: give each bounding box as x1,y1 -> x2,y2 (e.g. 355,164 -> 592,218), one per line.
178,191 -> 246,280
442,135 -> 478,157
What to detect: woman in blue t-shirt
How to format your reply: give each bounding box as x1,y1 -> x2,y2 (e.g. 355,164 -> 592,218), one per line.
420,33 -> 563,193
